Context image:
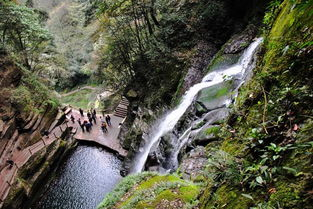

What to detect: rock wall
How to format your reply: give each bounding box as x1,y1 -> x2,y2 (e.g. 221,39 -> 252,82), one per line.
0,54 -> 75,208
0,55 -> 58,171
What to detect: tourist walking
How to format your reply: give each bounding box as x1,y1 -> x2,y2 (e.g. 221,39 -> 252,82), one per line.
87,111 -> 91,119
78,118 -> 85,132
105,115 -> 111,126
101,122 -> 108,133
88,116 -> 93,126
84,120 -> 92,132
70,115 -> 75,123
79,108 -> 84,116
100,116 -> 105,123
92,112 -> 97,124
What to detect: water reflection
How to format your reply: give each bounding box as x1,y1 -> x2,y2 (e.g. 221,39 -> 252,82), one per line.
33,146 -> 122,209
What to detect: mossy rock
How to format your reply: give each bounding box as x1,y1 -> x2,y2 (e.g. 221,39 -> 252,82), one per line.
269,181 -> 304,208
201,184 -> 253,209
99,174 -> 199,209
196,82 -> 233,110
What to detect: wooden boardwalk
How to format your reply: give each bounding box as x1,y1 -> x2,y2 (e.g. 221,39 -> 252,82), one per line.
0,120 -> 70,206
0,97 -> 129,207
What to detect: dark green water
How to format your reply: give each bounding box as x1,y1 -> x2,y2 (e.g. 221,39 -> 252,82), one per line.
32,146 -> 122,209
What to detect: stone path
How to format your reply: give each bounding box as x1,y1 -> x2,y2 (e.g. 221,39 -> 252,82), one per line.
73,97 -> 129,157
0,97 -> 129,207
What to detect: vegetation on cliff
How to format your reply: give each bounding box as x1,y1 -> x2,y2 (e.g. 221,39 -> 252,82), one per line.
200,0 -> 313,208
96,0 -> 266,107
99,0 -> 313,208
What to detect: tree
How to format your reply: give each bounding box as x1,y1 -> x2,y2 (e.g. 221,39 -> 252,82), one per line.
0,2 -> 51,70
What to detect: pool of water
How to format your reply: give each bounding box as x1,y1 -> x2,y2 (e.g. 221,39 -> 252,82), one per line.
31,145 -> 122,209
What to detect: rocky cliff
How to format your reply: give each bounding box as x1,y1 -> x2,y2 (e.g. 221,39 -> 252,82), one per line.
99,0 -> 313,208
0,53 -> 75,209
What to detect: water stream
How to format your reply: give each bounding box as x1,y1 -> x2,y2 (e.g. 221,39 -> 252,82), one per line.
31,146 -> 122,209
131,38 -> 263,173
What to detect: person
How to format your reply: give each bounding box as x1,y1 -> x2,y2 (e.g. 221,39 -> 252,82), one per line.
7,160 -> 14,168
84,121 -> 91,132
79,108 -> 84,116
43,130 -> 49,138
83,120 -> 88,131
100,116 -> 105,123
92,111 -> 97,124
87,111 -> 91,119
101,122 -> 108,133
105,114 -> 111,126
70,115 -> 75,123
93,109 -> 96,116
88,116 -> 93,126
78,118 -> 85,132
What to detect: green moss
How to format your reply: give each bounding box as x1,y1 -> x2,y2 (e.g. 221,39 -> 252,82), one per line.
203,184 -> 253,209
205,51 -> 241,74
97,172 -> 157,209
198,83 -> 231,104
136,175 -> 184,191
99,174 -> 199,209
205,126 -> 220,136
269,182 -> 303,208
136,184 -> 199,209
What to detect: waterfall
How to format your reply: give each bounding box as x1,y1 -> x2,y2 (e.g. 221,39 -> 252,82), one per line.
130,38 -> 263,173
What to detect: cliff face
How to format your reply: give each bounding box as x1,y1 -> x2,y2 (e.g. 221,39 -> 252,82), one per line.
99,0 -> 313,208
120,0 -> 269,174
0,54 -> 74,209
0,54 -> 58,170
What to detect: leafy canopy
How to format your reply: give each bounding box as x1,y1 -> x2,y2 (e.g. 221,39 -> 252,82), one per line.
0,2 -> 51,69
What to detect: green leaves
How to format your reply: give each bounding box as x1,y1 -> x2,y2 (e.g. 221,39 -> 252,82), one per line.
241,193 -> 254,200
256,176 -> 264,184
0,2 -> 51,69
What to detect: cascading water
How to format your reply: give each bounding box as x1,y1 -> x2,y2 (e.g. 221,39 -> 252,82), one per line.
131,38 -> 263,173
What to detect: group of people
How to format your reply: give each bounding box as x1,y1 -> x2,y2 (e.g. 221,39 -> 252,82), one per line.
70,108 -> 112,134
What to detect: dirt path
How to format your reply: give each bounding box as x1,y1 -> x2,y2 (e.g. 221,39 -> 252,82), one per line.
61,86 -> 100,97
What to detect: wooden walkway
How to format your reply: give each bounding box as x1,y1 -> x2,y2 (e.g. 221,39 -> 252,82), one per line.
0,97 -> 129,207
0,117 -> 71,207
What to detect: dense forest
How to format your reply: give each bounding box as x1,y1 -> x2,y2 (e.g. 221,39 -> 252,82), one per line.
0,0 -> 312,208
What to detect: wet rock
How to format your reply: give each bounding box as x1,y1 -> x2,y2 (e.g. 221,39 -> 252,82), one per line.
224,24 -> 258,54
192,125 -> 220,146
179,146 -> 208,180
203,108 -> 229,124
182,41 -> 217,92
196,82 -> 232,111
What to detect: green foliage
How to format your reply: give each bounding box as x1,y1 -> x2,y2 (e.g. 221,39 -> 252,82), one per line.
0,2 -> 51,69
96,0 -> 232,106
263,0 -> 283,29
199,1 -> 313,208
205,150 -> 244,186
97,172 -> 157,209
60,88 -> 98,110
11,67 -> 59,113
99,173 -> 200,209
205,126 -> 220,137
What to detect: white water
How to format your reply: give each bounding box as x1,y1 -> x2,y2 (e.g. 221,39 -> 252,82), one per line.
131,38 -> 263,173
170,127 -> 192,168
